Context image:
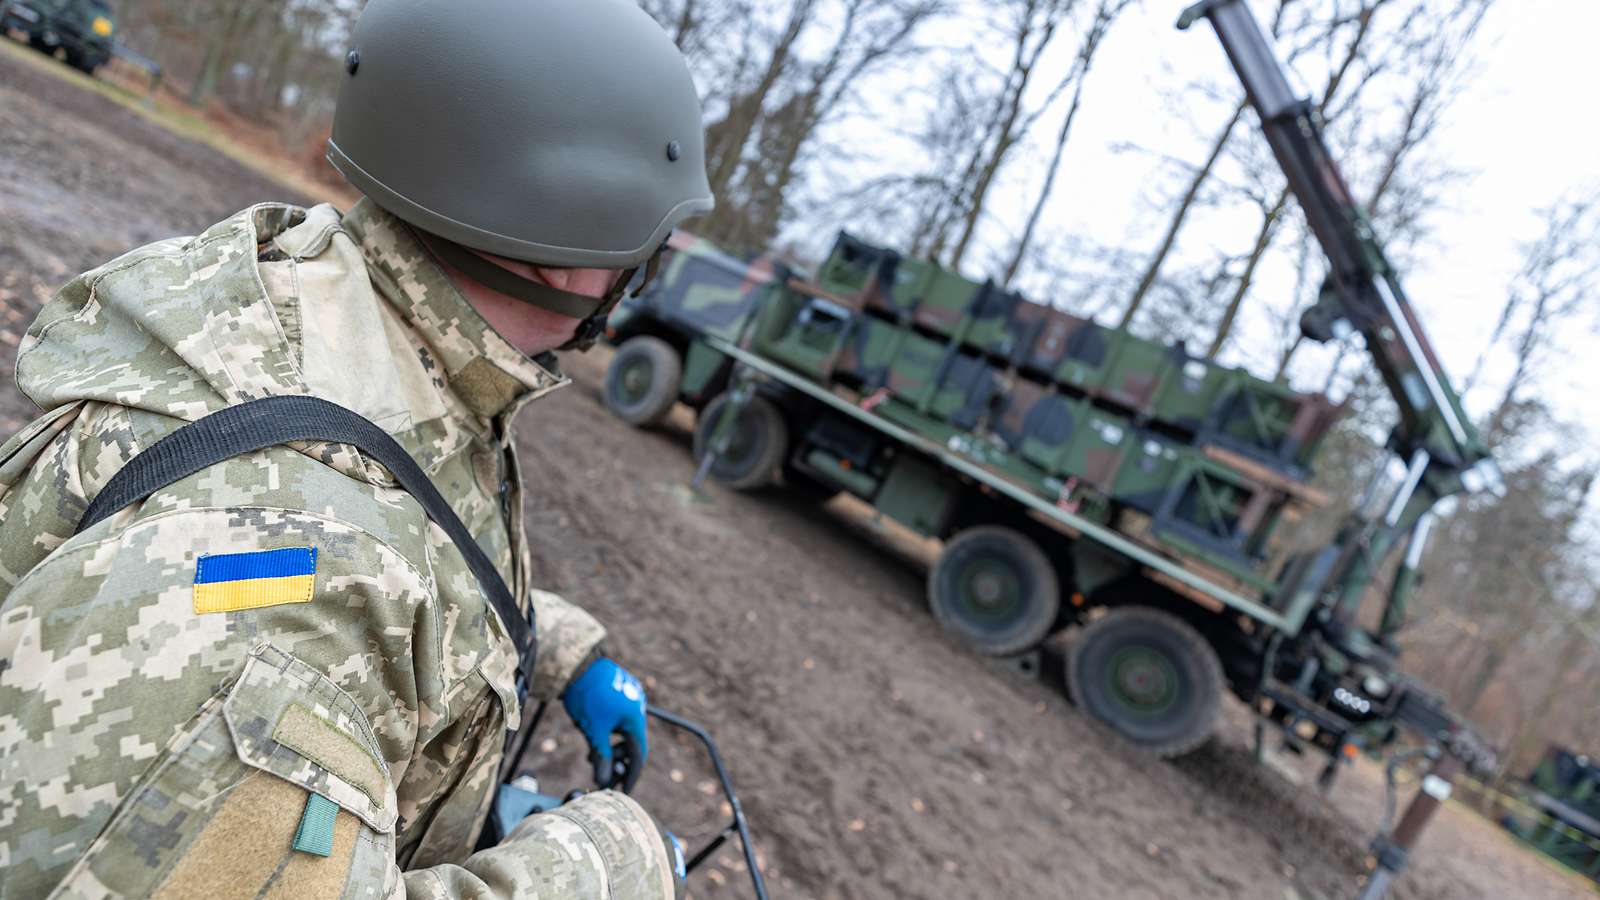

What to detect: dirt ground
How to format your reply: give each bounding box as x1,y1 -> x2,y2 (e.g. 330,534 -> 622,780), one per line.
1,42 -> 1591,900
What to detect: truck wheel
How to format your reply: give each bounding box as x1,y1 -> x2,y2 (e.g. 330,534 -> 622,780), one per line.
604,336 -> 681,426
64,48 -> 97,74
928,526 -> 1059,656
65,48 -> 101,74
1066,606 -> 1223,757
692,392 -> 787,490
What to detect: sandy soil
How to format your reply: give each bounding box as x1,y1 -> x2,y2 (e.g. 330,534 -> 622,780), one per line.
1,42 -> 1590,900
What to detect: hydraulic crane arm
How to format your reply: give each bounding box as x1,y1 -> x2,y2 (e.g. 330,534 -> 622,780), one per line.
1178,0 -> 1498,494
1180,0 -> 1504,640
1178,20 -> 1500,893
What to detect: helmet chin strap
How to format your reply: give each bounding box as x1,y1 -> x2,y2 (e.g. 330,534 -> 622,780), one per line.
414,230 -> 666,352
564,242 -> 667,352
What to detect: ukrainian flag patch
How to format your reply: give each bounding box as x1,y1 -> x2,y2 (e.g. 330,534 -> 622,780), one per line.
193,547 -> 317,614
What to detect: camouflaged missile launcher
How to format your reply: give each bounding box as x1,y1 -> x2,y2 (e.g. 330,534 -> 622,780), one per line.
615,229 -> 1333,584
742,237 -> 1329,583
815,232 -> 1343,478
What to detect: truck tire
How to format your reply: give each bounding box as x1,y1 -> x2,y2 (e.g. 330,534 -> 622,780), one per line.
928,526 -> 1059,656
604,335 -> 681,426
692,392 -> 787,491
64,47 -> 99,74
1066,606 -> 1223,757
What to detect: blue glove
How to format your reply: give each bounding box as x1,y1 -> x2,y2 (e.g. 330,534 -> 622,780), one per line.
562,657 -> 649,791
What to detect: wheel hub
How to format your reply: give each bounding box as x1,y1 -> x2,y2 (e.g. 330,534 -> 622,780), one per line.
619,359 -> 651,400
958,557 -> 1022,621
971,572 -> 1004,604
1108,645 -> 1178,713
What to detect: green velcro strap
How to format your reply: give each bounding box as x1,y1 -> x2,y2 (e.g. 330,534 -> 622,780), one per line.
273,703 -> 386,807
292,792 -> 339,857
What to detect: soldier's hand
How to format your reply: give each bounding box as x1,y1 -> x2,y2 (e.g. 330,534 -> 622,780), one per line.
562,657 -> 649,791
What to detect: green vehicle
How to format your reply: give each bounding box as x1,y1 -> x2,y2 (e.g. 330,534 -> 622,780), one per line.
606,0 -> 1498,783
3,0 -> 116,73
1503,746 -> 1600,881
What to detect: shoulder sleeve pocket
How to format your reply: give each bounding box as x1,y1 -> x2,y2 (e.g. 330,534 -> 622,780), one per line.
48,642 -> 398,900
224,642 -> 398,833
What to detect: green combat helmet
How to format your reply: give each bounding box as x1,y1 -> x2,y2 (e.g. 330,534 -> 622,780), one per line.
327,0 -> 715,347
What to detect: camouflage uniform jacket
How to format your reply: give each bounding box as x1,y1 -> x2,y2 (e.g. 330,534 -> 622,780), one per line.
0,200 -> 680,898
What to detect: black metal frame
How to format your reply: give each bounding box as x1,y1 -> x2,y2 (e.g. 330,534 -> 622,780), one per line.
647,706 -> 771,899
494,701 -> 770,899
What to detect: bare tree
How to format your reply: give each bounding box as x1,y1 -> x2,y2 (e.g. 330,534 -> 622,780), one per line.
904,68 -> 1013,259
942,0 -> 1081,272
1118,100 -> 1248,327
641,0 -> 765,74
1465,192 -> 1600,412
1118,0 -> 1305,329
1492,592 -> 1600,779
998,0 -> 1137,287
1403,194 -> 1600,742
703,0 -> 945,251
701,0 -> 820,205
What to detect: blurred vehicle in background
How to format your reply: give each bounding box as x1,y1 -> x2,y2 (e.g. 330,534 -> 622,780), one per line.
2,0 -> 116,74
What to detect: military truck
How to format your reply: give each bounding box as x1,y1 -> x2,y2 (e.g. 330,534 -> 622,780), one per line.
605,0 -> 1498,774
2,0 -> 117,73
1503,746 -> 1600,882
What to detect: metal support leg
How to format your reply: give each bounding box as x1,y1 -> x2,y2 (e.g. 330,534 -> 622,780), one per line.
692,367 -> 758,492
1357,752 -> 1462,900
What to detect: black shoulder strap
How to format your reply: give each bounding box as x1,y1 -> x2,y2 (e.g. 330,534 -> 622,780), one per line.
75,395 -> 535,694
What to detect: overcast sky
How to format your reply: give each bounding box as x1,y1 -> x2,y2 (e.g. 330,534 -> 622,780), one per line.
779,0 -> 1599,465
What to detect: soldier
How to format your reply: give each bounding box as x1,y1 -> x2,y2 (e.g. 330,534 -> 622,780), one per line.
0,0 -> 712,896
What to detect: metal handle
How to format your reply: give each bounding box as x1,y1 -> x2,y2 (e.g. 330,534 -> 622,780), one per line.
644,706 -> 771,900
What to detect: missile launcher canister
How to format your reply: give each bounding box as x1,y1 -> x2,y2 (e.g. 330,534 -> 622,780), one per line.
731,232 -> 1339,587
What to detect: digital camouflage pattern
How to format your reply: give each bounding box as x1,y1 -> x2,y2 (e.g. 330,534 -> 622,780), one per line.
0,200 -> 679,899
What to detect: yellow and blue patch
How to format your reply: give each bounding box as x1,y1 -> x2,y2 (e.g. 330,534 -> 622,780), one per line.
193,546 -> 317,614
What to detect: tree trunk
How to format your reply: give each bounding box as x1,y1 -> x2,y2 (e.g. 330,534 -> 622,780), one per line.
187,0 -> 266,106
1000,0 -> 1126,286
1119,100 -> 1246,328
1274,333 -> 1304,380
946,0 -> 1066,272
673,0 -> 696,47
702,0 -> 814,200
999,72 -> 1083,287
923,97 -> 1007,263
1459,589 -> 1544,717
948,124 -> 1021,272
1207,188 -> 1289,358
